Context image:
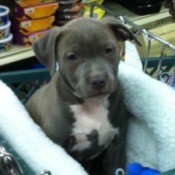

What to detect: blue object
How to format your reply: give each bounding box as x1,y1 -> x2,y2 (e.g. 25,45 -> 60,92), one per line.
0,33 -> 13,53
127,163 -> 160,175
31,63 -> 46,69
0,5 -> 9,26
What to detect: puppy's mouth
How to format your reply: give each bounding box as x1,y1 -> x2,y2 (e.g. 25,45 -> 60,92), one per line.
85,90 -> 111,99
94,91 -> 109,97
73,79 -> 117,100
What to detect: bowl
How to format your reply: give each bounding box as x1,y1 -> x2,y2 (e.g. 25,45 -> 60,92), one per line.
56,3 -> 83,14
122,0 -> 163,5
0,5 -> 10,26
59,0 -> 81,8
0,33 -> 13,53
55,10 -> 83,26
0,21 -> 11,39
122,1 -> 163,15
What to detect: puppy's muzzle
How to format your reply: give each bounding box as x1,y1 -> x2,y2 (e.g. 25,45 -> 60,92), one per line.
90,74 -> 106,90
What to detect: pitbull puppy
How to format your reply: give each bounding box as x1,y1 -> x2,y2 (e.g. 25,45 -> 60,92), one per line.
26,17 -> 140,175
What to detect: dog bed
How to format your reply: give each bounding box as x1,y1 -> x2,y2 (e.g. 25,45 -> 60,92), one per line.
1,44 -> 175,174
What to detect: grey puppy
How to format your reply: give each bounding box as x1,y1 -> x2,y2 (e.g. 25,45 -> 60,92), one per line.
26,17 -> 140,175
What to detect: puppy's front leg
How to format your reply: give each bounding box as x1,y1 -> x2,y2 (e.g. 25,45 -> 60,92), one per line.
102,135 -> 126,175
90,134 -> 126,175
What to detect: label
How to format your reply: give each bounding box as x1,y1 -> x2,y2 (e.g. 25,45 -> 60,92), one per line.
29,34 -> 39,43
21,21 -> 31,28
24,7 -> 35,15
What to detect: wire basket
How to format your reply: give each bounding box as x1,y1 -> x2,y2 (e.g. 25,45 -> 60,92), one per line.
119,15 -> 175,88
0,69 -> 50,104
87,2 -> 175,84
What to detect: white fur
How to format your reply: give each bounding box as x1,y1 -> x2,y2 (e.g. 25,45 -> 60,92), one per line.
70,97 -> 119,151
119,61 -> 175,171
0,81 -> 88,175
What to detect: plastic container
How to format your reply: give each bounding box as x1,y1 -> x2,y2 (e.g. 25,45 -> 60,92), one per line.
11,16 -> 55,33
13,29 -> 49,46
121,0 -> 163,4
0,21 -> 11,39
0,33 -> 13,53
55,10 -> 83,20
0,5 -> 10,26
55,1 -> 83,26
55,10 -> 83,26
14,2 -> 59,19
122,1 -> 163,15
59,0 -> 81,8
56,3 -> 83,14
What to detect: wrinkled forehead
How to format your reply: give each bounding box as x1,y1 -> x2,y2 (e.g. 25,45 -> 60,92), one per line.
60,19 -> 116,47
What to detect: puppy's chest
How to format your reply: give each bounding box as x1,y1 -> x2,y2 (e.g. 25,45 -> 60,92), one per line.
69,98 -> 119,159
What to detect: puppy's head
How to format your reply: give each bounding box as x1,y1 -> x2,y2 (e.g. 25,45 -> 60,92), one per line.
33,17 -> 140,104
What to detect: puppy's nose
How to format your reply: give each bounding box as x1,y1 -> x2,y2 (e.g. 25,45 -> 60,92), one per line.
90,75 -> 106,90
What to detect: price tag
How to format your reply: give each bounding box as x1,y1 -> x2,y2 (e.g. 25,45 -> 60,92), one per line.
24,7 -> 35,15
21,21 -> 31,28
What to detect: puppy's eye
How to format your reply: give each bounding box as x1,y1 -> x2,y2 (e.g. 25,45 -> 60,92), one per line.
105,46 -> 114,55
67,53 -> 77,61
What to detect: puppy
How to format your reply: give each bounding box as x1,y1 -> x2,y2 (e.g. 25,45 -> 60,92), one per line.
26,17 -> 140,175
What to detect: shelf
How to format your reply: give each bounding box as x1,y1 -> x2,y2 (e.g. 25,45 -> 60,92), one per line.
0,46 -> 34,66
103,2 -> 171,29
0,2 -> 171,67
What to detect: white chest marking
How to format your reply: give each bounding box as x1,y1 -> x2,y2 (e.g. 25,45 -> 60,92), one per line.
70,97 -> 119,151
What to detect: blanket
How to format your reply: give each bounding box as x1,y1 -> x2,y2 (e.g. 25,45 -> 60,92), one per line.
1,56 -> 175,174
0,81 -> 88,175
119,61 -> 175,172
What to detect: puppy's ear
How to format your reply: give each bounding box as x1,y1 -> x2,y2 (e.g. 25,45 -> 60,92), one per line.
33,27 -> 63,76
103,18 -> 141,46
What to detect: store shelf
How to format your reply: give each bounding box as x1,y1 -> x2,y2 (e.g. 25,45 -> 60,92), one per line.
0,2 -> 171,66
0,46 -> 34,66
104,2 -> 171,29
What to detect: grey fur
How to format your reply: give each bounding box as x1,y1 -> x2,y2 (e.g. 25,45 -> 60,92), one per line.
26,17 -> 138,175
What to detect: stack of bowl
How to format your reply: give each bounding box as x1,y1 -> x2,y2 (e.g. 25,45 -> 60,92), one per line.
0,5 -> 13,53
55,0 -> 84,26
